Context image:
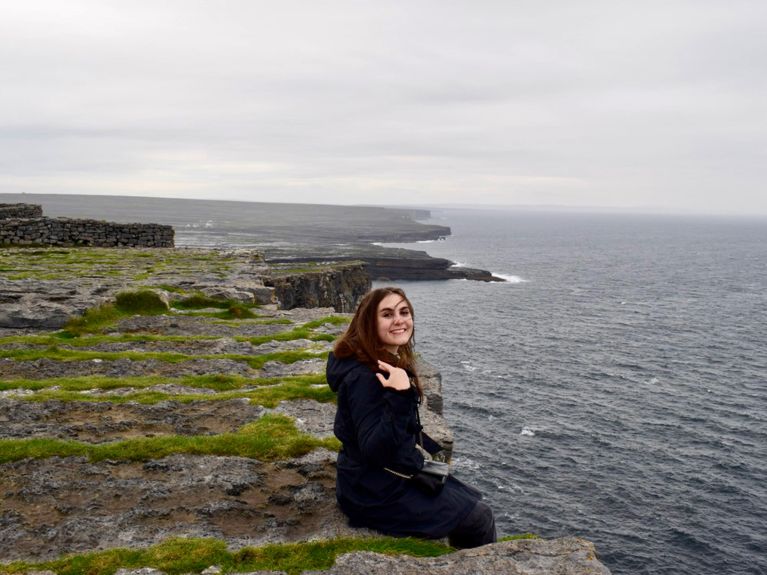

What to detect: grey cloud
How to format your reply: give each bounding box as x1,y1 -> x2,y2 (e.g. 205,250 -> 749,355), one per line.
0,0 -> 766,214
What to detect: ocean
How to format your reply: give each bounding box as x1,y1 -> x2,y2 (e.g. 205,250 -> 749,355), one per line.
374,208 -> 766,575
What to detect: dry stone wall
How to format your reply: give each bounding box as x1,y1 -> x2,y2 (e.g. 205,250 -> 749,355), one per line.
0,204 -> 174,247
0,203 -> 43,219
0,217 -> 174,247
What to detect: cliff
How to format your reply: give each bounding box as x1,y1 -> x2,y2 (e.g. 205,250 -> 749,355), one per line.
265,262 -> 371,313
0,246 -> 610,574
0,247 -> 368,329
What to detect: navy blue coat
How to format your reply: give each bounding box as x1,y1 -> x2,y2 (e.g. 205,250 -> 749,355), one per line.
326,352 -> 481,538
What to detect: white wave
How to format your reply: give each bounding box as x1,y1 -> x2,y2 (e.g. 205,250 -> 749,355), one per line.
450,261 -> 469,268
460,361 -> 477,372
452,456 -> 481,471
648,377 -> 659,385
520,427 -> 536,437
495,274 -> 528,283
416,240 -> 435,243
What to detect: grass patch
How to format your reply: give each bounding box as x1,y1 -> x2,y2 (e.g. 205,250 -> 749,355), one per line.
0,373 -> 327,394
63,304 -> 124,336
219,304 -> 257,319
500,533 -> 540,541
244,316 -> 347,346
149,283 -> 187,294
0,536 -> 452,575
0,346 -> 326,369
301,315 -> 349,329
0,414 -> 339,464
172,294 -> 259,319
0,333 -> 217,348
17,377 -> 335,406
173,294 -> 232,310
114,290 -> 168,314
63,289 -> 169,336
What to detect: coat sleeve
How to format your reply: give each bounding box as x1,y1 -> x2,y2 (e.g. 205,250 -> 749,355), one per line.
344,369 -> 416,467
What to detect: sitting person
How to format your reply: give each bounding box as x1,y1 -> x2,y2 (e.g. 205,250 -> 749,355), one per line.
326,286 -> 496,548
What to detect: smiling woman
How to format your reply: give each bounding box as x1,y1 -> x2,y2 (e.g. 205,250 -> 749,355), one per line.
326,287 -> 496,548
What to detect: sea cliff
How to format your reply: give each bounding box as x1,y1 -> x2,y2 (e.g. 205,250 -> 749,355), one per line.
0,245 -> 610,574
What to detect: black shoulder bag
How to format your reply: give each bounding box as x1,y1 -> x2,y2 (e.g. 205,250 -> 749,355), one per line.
384,403 -> 449,495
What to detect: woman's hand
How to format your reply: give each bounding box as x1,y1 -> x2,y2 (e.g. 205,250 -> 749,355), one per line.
376,360 -> 411,391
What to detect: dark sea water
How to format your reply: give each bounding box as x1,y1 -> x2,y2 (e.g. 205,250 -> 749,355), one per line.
374,209 -> 767,575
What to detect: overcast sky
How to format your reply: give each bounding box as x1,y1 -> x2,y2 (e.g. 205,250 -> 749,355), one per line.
1,1 -> 765,215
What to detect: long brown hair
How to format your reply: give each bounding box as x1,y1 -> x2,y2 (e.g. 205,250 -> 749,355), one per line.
334,286 -> 422,398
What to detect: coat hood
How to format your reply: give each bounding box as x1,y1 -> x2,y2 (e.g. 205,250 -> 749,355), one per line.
326,351 -> 368,392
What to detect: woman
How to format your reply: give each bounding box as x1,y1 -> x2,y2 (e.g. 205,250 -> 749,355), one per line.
326,286 -> 496,548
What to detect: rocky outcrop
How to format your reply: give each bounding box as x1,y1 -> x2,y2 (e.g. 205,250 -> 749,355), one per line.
266,263 -> 371,313
0,247 -> 371,328
264,246 -> 505,282
0,278 -> 114,329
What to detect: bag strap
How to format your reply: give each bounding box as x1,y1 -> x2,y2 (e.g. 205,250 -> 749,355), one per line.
383,466 -> 414,479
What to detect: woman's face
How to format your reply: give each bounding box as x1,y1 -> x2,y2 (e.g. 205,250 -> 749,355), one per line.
376,293 -> 413,354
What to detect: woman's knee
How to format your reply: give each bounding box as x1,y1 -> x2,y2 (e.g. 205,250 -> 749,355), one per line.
448,501 -> 497,548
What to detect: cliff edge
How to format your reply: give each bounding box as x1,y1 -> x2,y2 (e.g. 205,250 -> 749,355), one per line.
0,246 -> 610,574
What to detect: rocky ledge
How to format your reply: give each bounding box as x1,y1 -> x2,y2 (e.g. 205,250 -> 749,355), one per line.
0,246 -> 610,574
0,247 -> 370,329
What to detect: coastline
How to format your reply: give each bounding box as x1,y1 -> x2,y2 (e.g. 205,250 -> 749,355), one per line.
0,194 -> 504,282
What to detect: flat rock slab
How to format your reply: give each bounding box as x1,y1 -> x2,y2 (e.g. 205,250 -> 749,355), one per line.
0,357 -> 256,379
0,450 -> 367,562
0,398 -> 265,442
310,537 -> 611,574
273,399 -> 337,439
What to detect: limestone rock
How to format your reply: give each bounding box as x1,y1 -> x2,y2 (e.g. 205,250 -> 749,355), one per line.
310,537 -> 611,575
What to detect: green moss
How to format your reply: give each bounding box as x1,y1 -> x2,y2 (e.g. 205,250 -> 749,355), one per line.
0,333 -> 217,347
0,346 -> 326,369
150,284 -> 187,294
222,304 -> 257,319
301,315 -> 349,329
0,414 -> 338,464
243,316 -> 347,346
0,247 -> 245,283
19,377 -> 335,406
173,294 -> 231,310
0,536 -> 452,575
500,533 -> 540,541
0,373 -> 327,393
64,304 -> 124,336
114,290 -> 169,314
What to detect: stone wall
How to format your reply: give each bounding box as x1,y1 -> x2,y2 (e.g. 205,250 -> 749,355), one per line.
0,203 -> 43,219
0,217 -> 174,247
